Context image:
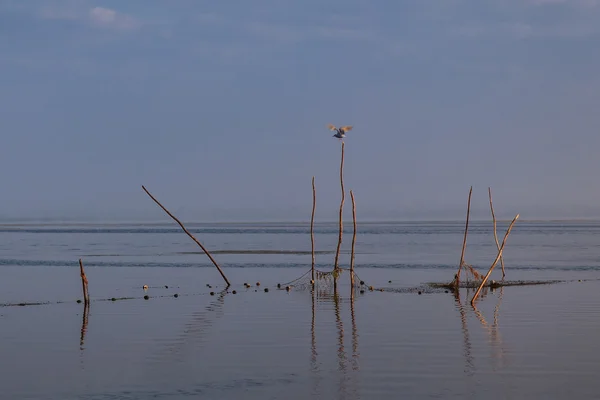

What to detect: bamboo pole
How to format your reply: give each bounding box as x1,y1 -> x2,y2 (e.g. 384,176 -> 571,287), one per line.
334,141 -> 345,270
350,190 -> 357,287
471,214 -> 520,305
79,259 -> 89,305
142,185 -> 231,287
488,187 -> 505,279
311,176 -> 316,282
455,186 -> 472,286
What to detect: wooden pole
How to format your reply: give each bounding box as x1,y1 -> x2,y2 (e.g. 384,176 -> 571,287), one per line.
471,214 -> 520,305
79,259 -> 89,305
488,187 -> 505,279
455,186 -> 472,286
142,185 -> 231,287
311,176 -> 316,282
334,141 -> 345,270
350,190 -> 357,287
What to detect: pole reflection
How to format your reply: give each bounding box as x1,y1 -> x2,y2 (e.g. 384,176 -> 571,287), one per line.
310,282 -> 361,400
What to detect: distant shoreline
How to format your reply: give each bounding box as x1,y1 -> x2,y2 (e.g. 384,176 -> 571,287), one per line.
1,218 -> 600,227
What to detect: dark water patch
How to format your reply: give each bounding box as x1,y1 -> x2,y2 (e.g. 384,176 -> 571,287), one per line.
373,278 -> 598,294
3,258 -> 600,272
79,250 -> 339,257
0,301 -> 52,307
378,285 -> 447,294
71,376 -> 297,400
427,279 -> 565,290
179,250 -> 335,255
0,290 -> 228,308
4,220 -> 600,236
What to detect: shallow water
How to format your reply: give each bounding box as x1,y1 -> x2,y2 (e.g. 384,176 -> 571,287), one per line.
1,221 -> 600,399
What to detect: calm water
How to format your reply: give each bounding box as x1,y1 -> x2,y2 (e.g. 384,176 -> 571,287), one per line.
1,221 -> 600,399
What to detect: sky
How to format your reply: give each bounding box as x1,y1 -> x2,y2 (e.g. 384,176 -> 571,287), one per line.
1,0 -> 600,222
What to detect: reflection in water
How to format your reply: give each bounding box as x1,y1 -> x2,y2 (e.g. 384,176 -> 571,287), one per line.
150,289 -> 228,365
333,292 -> 347,373
454,289 -> 475,375
350,286 -> 359,371
471,287 -> 506,371
80,302 -> 90,350
333,291 -> 347,399
311,285 -> 361,400
310,289 -> 321,397
311,289 -> 318,369
79,302 -> 90,371
456,286 -> 507,377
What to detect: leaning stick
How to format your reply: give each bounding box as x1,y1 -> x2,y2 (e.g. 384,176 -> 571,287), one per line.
142,185 -> 231,287
471,214 -> 520,304
311,176 -> 316,282
350,190 -> 357,286
79,259 -> 90,305
455,186 -> 473,285
334,141 -> 345,270
488,187 -> 505,278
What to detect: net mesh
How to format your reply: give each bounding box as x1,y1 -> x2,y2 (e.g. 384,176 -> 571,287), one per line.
447,261 -> 485,288
461,261 -> 484,281
281,267 -> 365,291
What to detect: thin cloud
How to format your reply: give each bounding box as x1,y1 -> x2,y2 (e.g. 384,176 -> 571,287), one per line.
89,7 -> 139,30
36,4 -> 140,31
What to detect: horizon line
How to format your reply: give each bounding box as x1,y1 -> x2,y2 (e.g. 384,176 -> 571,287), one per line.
1,217 -> 600,227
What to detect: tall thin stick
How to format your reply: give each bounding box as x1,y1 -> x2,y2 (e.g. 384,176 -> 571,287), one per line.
350,190 -> 357,287
79,259 -> 90,305
334,141 -> 345,270
311,176 -> 316,281
142,185 -> 231,287
455,186 -> 472,286
471,214 -> 520,305
488,187 -> 505,279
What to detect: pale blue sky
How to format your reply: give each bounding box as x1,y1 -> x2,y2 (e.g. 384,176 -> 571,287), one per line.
1,0 -> 600,222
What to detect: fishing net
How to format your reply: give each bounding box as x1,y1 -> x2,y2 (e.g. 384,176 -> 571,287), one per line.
450,261 -> 484,286
281,267 -> 365,291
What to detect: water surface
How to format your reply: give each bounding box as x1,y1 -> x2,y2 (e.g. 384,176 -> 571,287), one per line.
1,221 -> 599,399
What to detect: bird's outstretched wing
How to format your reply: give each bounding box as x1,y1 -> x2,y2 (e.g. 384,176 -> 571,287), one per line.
327,124 -> 337,131
340,125 -> 353,132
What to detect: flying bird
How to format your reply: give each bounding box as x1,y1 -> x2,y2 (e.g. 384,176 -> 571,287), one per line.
328,124 -> 353,139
